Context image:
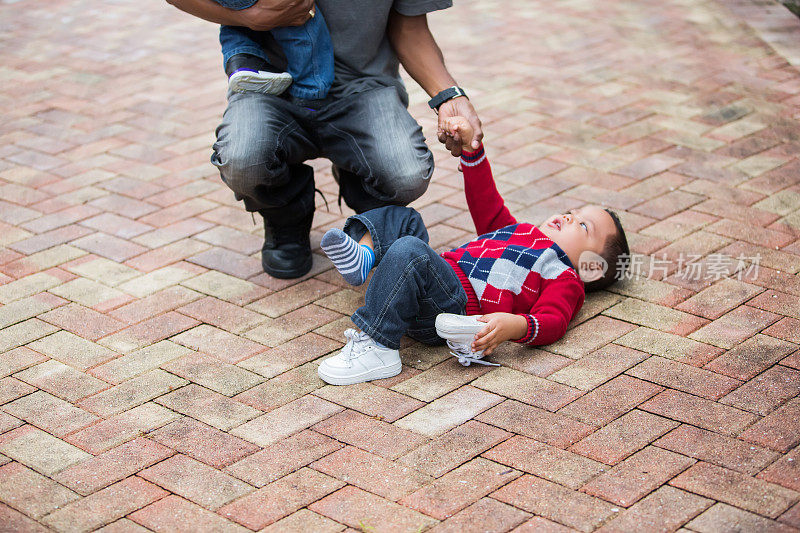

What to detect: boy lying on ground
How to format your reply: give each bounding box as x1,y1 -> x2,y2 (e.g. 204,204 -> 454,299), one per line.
316,116 -> 630,385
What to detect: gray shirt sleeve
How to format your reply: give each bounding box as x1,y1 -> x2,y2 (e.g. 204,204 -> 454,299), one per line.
392,0 -> 452,16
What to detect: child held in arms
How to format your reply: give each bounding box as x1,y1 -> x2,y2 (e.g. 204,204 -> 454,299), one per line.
217,2 -> 333,99
316,116 -> 630,385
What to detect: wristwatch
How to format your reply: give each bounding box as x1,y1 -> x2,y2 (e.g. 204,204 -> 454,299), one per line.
428,86 -> 468,113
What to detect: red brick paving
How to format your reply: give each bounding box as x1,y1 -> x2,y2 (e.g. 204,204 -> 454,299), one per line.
1,0 -> 800,531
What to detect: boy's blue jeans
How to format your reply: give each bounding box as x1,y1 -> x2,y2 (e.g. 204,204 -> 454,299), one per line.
217,6 -> 334,100
343,206 -> 468,350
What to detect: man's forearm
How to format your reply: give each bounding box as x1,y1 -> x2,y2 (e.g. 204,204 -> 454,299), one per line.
166,0 -> 244,26
387,12 -> 457,97
389,10 -> 483,154
165,0 -> 314,32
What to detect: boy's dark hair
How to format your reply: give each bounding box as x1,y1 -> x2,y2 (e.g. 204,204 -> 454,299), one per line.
584,209 -> 629,292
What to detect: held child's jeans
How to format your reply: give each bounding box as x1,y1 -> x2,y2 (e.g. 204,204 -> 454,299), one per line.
217,4 -> 334,100
343,206 -> 468,349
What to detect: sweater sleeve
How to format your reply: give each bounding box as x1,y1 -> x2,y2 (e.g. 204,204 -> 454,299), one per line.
460,145 -> 517,235
516,274 -> 585,346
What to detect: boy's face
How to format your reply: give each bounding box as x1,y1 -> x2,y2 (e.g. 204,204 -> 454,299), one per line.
540,206 -> 618,279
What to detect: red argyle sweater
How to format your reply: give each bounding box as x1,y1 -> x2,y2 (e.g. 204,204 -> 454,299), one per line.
440,145 -> 585,346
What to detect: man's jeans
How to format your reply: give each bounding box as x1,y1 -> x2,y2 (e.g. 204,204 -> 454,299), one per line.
344,206 -> 468,349
217,7 -> 334,99
211,86 -> 434,225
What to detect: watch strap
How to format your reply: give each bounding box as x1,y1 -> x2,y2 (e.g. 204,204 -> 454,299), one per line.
428,86 -> 468,112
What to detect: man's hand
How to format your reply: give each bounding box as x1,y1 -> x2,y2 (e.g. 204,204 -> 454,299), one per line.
471,313 -> 528,356
166,0 -> 314,31
238,0 -> 314,31
437,96 -> 483,156
238,0 -> 315,30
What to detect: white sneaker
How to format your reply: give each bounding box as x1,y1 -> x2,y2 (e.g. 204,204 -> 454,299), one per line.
435,313 -> 499,367
317,329 -> 402,385
228,70 -> 293,95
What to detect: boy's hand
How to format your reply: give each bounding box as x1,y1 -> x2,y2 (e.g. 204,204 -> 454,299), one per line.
438,115 -> 476,156
471,313 -> 528,356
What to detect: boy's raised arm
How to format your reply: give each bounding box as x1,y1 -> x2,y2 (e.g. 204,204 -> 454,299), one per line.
441,117 -> 516,235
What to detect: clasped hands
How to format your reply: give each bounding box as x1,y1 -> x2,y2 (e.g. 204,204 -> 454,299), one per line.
437,97 -> 483,156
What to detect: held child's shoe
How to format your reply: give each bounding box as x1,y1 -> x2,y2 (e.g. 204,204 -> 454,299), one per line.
435,313 -> 499,367
318,329 -> 402,385
226,54 -> 292,95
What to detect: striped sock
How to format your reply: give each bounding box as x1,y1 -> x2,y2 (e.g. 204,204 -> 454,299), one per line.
321,229 -> 375,286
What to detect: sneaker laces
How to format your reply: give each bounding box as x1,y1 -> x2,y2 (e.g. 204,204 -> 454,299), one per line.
447,340 -> 499,367
342,328 -> 372,364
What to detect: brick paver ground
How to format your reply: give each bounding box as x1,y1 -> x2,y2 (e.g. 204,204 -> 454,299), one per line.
1,0 -> 800,531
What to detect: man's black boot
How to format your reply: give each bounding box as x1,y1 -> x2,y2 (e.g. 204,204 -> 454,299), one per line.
260,212 -> 314,279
